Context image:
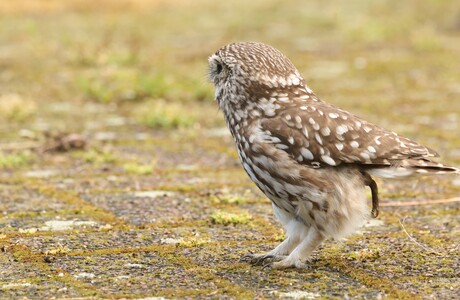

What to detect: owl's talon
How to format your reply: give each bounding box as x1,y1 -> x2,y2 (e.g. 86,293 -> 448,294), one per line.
240,253 -> 279,265
239,253 -> 255,262
254,254 -> 275,265
239,253 -> 262,264
269,259 -> 309,270
262,262 -> 273,270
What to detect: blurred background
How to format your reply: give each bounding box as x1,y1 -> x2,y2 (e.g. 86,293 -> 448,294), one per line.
0,0 -> 459,171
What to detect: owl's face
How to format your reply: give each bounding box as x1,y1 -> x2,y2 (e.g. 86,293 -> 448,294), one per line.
208,42 -> 304,109
207,53 -> 231,104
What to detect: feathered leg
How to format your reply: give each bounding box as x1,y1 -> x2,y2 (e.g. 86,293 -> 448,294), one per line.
267,226 -> 325,269
241,207 -> 309,266
240,235 -> 300,265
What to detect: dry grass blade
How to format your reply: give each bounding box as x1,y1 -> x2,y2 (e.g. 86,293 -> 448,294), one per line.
381,197 -> 460,207
398,218 -> 444,256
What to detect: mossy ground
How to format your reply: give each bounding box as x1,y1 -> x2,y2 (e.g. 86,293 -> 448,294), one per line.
1,0 -> 459,299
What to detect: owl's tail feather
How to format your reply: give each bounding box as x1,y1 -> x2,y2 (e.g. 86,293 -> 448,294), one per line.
403,159 -> 459,175
366,159 -> 459,179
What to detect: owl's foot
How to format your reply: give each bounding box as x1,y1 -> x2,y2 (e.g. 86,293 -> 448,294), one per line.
263,258 -> 309,270
262,227 -> 324,270
240,253 -> 285,266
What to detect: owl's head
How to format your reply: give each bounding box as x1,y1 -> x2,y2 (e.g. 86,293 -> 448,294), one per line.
208,42 -> 304,108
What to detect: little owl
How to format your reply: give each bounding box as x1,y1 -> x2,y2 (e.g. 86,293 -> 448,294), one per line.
208,42 -> 458,269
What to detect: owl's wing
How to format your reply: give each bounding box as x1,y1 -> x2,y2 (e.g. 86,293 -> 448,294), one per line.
259,101 -> 439,170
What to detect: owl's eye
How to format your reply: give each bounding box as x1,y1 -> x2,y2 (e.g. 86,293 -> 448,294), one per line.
215,62 -> 223,74
208,55 -> 226,81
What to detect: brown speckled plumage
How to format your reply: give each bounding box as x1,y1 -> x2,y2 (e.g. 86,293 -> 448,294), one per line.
208,42 -> 458,269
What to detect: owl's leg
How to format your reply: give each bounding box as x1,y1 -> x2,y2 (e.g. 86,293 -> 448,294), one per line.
240,235 -> 299,265
241,217 -> 308,265
265,226 -> 325,269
